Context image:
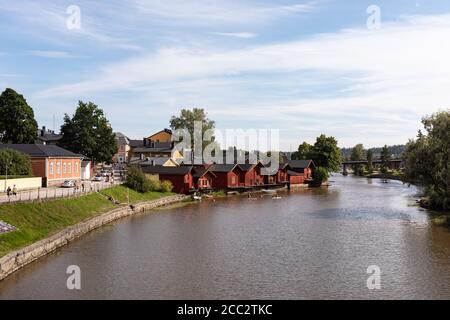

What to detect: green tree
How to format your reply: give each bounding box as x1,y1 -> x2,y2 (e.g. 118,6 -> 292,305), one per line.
350,144 -> 366,176
403,110 -> 450,210
58,101 -> 117,164
170,108 -> 215,151
313,166 -> 329,183
126,166 -> 151,193
293,142 -> 312,160
309,134 -> 342,173
380,145 -> 391,174
0,88 -> 38,143
366,149 -> 374,173
0,148 -> 32,176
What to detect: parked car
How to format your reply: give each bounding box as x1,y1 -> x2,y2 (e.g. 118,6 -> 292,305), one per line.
93,175 -> 104,182
61,180 -> 75,188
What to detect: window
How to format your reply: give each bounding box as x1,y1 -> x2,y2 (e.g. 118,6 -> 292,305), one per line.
68,163 -> 72,173
75,162 -> 79,173
50,162 -> 54,174
56,162 -> 61,174
63,163 -> 67,174
231,176 -> 236,184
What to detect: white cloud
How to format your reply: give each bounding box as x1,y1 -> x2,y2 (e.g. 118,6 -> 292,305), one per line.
209,32 -> 257,39
130,0 -> 315,26
28,50 -> 72,58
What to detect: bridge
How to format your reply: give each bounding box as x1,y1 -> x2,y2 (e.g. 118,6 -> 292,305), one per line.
341,159 -> 403,173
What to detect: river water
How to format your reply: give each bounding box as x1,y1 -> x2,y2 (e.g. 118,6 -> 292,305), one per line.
1,175 -> 450,299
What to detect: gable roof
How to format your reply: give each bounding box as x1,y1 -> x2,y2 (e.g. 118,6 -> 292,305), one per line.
287,160 -> 315,169
192,167 -> 216,178
0,144 -> 83,158
141,165 -> 193,176
129,156 -> 178,167
209,163 -> 241,173
115,132 -> 130,145
148,128 -> 172,140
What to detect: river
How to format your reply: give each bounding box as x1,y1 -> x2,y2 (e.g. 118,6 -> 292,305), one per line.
1,175 -> 450,299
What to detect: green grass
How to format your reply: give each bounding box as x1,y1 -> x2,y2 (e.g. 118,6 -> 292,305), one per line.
0,186 -> 174,257
99,185 -> 173,204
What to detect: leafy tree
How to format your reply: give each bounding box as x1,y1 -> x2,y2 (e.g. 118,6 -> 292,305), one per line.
293,142 -> 312,160
350,144 -> 366,176
366,149 -> 374,173
309,134 -> 342,173
313,166 -> 329,183
58,101 -> 118,164
126,166 -> 151,193
170,108 -> 215,151
380,145 -> 391,174
0,148 -> 32,176
403,110 -> 450,210
0,88 -> 38,143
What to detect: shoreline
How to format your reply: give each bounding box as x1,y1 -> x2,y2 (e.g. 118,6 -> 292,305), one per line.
0,194 -> 186,281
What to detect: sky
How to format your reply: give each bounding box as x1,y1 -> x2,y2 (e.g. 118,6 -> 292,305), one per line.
1,0 -> 450,151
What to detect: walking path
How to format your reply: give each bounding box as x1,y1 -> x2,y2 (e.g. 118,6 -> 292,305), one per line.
0,180 -> 122,204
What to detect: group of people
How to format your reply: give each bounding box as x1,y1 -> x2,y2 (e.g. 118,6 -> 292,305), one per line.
6,185 -> 18,198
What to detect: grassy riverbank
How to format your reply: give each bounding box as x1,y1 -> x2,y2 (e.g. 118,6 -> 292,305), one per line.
0,186 -> 173,257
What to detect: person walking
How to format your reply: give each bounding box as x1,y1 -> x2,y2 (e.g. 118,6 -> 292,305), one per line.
12,185 -> 17,197
6,186 -> 11,199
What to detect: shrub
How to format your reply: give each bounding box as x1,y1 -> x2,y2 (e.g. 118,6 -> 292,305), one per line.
125,166 -> 151,193
313,166 -> 329,182
0,148 -> 32,176
160,180 -> 173,193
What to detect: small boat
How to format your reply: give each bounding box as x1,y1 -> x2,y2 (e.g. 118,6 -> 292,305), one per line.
262,189 -> 276,194
192,195 -> 202,200
272,196 -> 282,200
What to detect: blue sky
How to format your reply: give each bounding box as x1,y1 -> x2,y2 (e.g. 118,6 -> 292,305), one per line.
1,0 -> 450,150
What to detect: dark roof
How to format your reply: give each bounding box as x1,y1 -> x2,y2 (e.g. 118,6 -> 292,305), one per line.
129,157 -> 176,166
129,140 -> 144,148
209,164 -> 241,173
141,165 -> 193,176
0,144 -> 83,158
287,160 -> 315,169
36,128 -> 63,142
192,167 -> 216,178
132,147 -> 172,153
239,162 -> 264,172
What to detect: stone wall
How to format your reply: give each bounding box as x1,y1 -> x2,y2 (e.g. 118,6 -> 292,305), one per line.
0,194 -> 186,281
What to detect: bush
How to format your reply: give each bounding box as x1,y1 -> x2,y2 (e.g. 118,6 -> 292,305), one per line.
313,166 -> 329,182
125,166 -> 151,193
160,180 -> 173,193
0,148 -> 32,176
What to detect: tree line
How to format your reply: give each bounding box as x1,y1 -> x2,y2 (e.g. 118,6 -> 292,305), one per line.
0,88 -> 117,165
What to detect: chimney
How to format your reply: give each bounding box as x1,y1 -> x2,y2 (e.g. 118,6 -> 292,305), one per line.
41,126 -> 46,137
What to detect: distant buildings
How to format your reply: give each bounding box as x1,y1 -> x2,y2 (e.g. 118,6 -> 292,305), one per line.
114,132 -> 131,164
36,126 -> 62,145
